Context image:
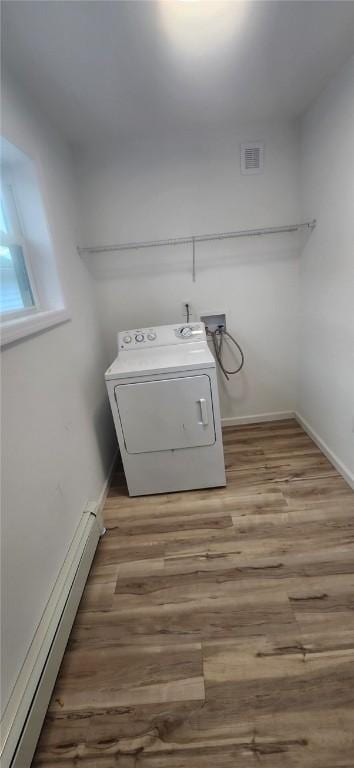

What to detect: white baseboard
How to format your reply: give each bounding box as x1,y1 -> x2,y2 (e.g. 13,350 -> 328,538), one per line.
86,445 -> 119,530
11,516 -> 100,768
295,411 -> 354,490
97,445 -> 119,517
221,410 -> 295,427
1,448 -> 118,768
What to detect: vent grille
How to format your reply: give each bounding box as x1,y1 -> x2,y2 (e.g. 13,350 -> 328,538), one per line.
240,142 -> 264,175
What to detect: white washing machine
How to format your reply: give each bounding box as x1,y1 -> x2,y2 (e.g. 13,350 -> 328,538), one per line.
105,322 -> 226,496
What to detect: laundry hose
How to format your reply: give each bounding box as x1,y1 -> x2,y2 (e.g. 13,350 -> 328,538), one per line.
211,328 -> 244,381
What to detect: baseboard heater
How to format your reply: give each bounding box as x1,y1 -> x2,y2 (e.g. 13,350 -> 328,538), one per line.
1,509 -> 102,768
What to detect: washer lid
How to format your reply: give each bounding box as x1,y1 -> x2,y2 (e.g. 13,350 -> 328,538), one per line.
105,342 -> 215,380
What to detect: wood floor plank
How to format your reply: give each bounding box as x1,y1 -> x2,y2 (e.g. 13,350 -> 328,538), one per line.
49,642 -> 204,713
106,511 -> 234,538
279,474 -> 354,506
51,675 -> 205,713
32,419 -> 354,767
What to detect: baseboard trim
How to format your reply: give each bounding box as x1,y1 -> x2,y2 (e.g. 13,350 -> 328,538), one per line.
96,445 -> 119,525
11,516 -> 100,768
295,411 -> 354,490
1,448 -> 118,768
1,511 -> 99,768
221,411 -> 295,427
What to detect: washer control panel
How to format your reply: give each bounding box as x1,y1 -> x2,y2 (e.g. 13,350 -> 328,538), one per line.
118,323 -> 205,351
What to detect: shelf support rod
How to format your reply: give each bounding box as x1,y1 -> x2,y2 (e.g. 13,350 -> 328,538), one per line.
77,220 -> 316,256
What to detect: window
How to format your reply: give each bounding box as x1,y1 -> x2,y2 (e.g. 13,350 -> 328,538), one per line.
0,185 -> 36,317
0,138 -> 70,345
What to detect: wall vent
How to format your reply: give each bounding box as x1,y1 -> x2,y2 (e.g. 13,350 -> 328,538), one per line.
240,142 -> 264,175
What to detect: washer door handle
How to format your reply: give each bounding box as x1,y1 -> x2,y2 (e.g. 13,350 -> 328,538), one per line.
198,398 -> 209,426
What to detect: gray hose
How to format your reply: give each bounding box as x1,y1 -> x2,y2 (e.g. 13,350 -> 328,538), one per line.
211,328 -> 244,381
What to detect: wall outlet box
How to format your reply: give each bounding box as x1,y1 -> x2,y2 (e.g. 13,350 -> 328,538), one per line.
200,314 -> 226,334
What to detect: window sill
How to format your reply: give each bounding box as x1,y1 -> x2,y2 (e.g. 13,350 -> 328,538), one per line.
0,308 -> 71,347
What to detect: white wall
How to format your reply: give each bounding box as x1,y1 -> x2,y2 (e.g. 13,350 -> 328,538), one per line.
76,121 -> 301,420
1,77 -> 116,713
298,56 -> 354,484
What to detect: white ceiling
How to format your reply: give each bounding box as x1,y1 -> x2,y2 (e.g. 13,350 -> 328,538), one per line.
2,1 -> 354,148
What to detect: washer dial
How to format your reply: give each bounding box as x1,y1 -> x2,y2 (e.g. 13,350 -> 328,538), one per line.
180,326 -> 193,338
135,333 -> 145,342
147,332 -> 156,341
123,335 -> 132,344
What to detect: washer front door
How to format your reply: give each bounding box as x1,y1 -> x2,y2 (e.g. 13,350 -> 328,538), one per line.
115,374 -> 216,454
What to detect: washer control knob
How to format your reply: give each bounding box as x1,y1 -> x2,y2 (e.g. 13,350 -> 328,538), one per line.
147,332 -> 156,341
123,335 -> 132,344
135,333 -> 144,342
180,326 -> 193,338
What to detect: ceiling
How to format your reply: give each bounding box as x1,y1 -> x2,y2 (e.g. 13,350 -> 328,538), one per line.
2,1 -> 354,148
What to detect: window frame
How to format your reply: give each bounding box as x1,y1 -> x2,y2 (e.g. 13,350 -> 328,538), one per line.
0,183 -> 40,319
0,138 -> 71,347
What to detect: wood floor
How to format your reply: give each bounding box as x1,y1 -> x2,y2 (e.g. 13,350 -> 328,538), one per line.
32,419 -> 354,767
